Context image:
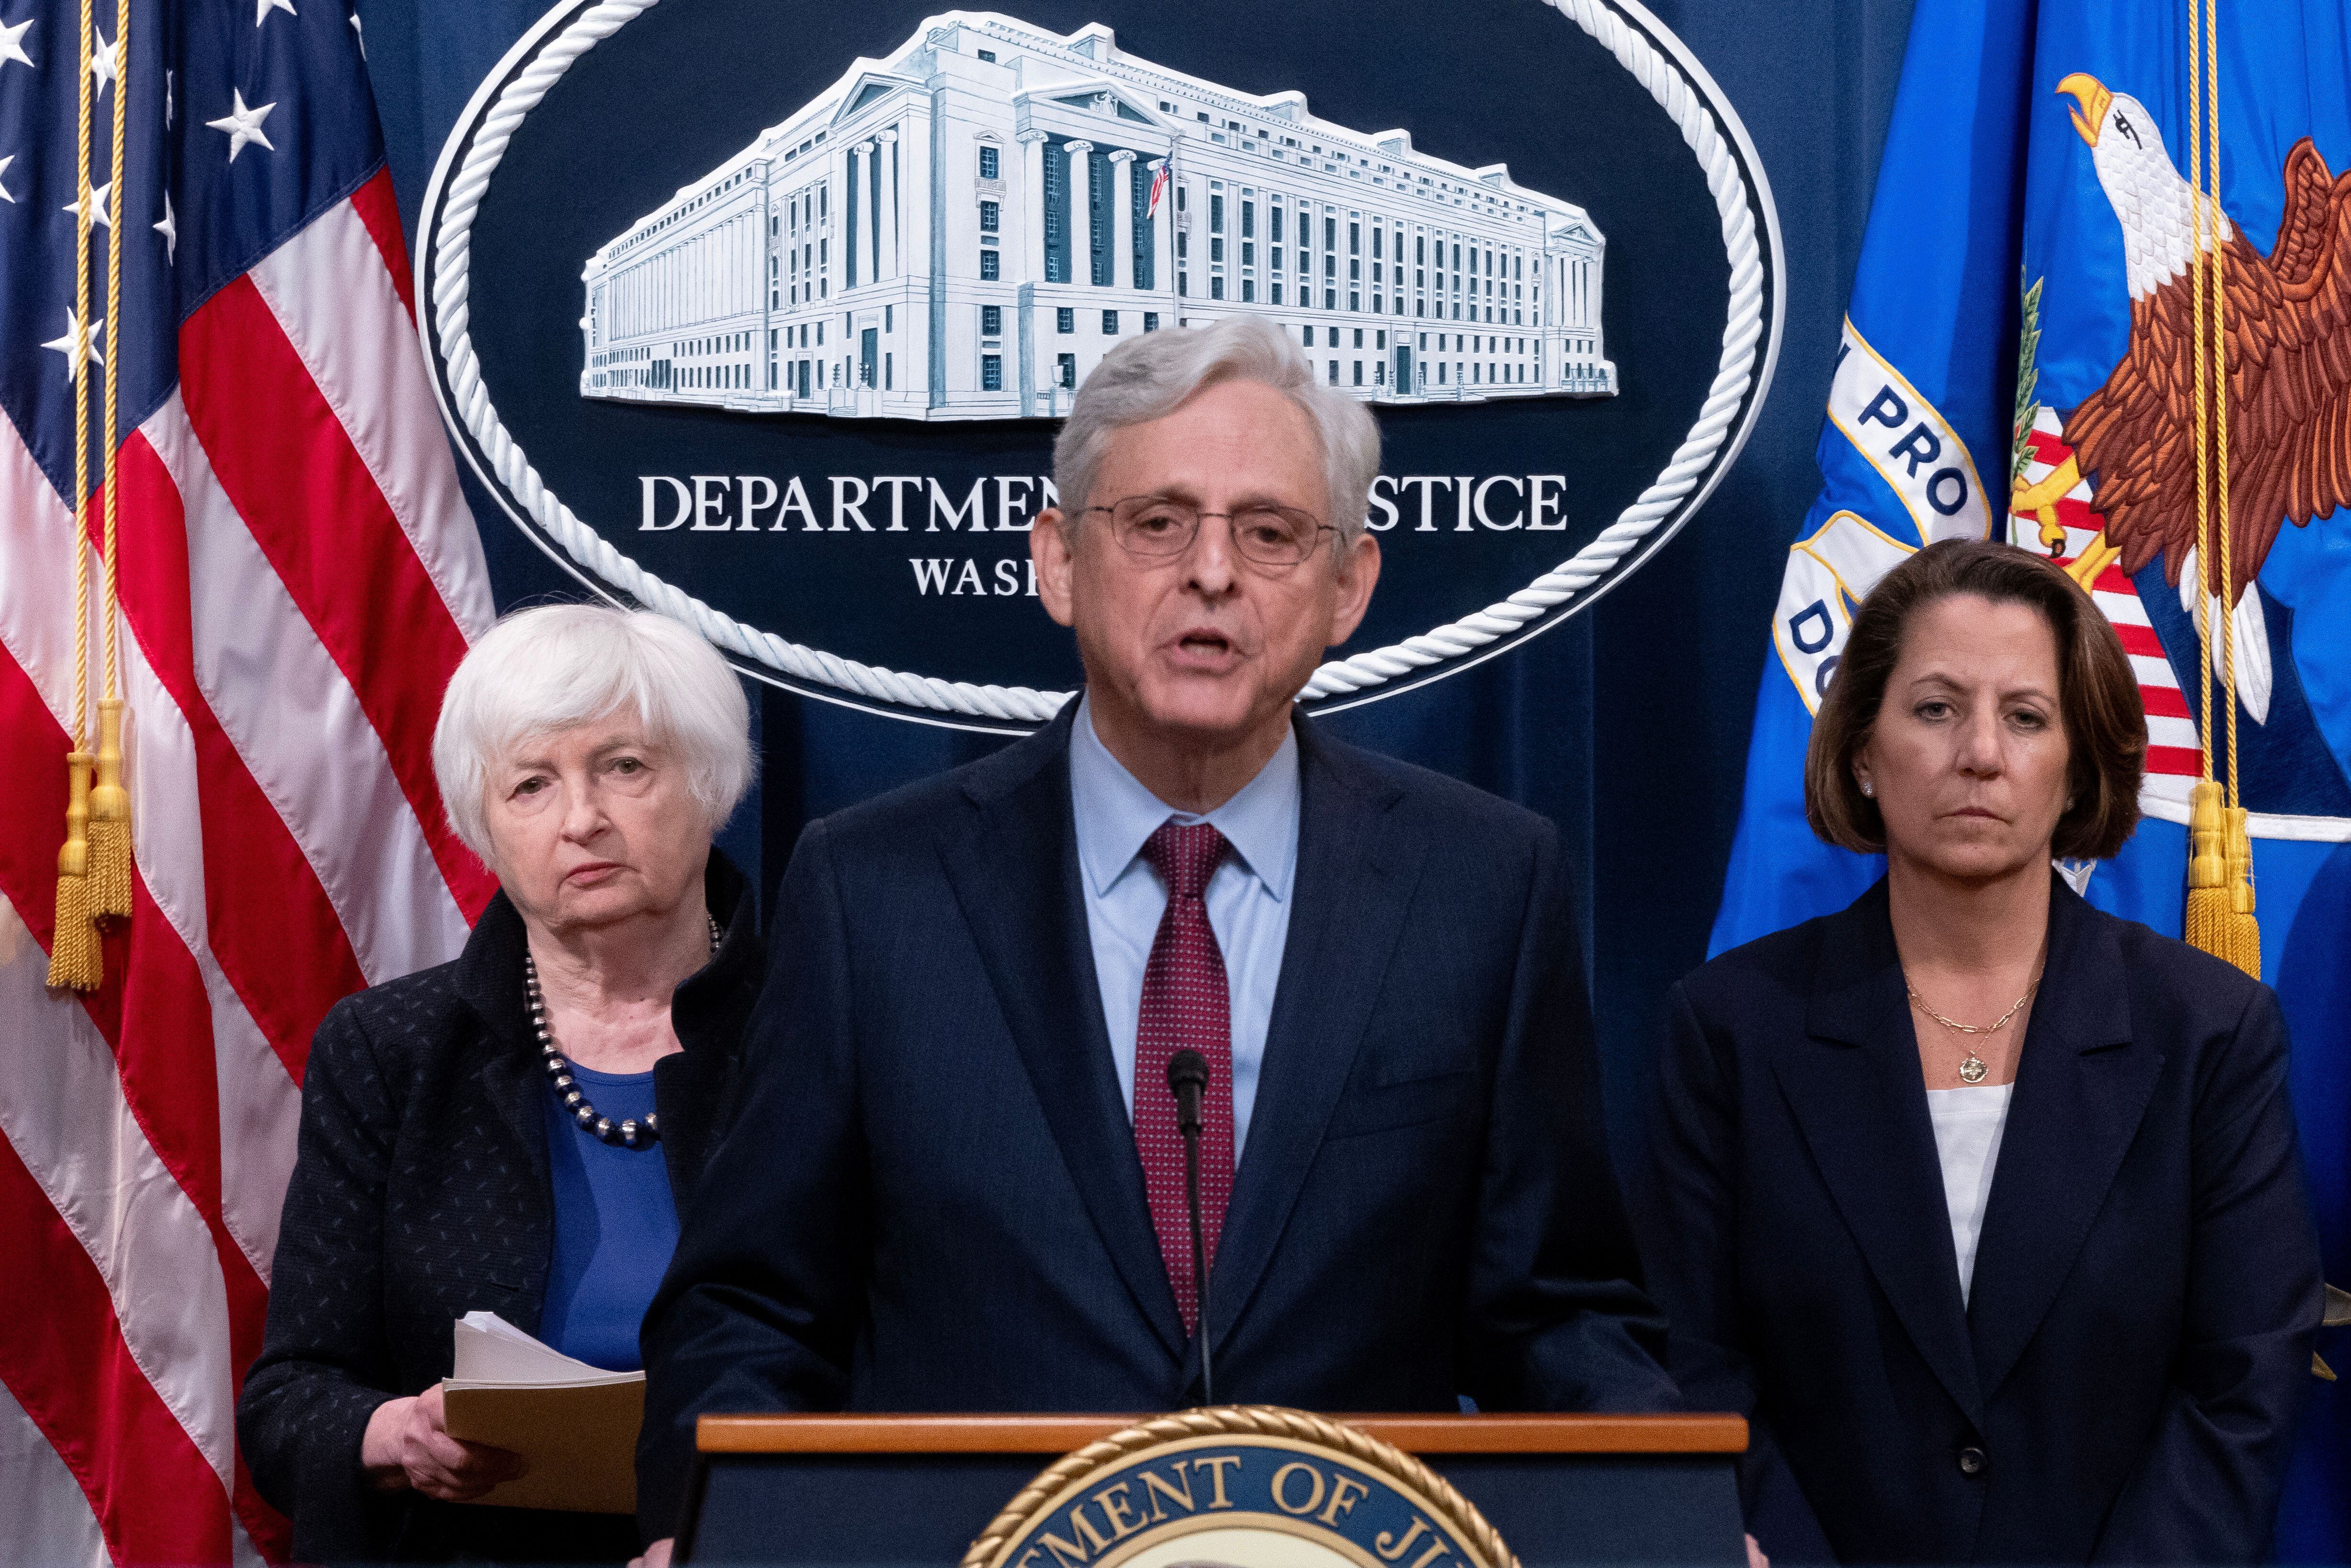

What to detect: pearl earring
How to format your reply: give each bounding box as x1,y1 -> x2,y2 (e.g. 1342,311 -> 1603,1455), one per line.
1860,779 -> 1874,798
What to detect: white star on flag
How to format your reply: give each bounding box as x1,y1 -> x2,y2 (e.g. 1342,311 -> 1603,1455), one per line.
254,0 -> 295,23
155,191 -> 176,262
0,154 -> 14,204
89,27 -> 119,95
0,15 -> 33,73
63,179 -> 113,230
42,308 -> 104,384
208,89 -> 276,162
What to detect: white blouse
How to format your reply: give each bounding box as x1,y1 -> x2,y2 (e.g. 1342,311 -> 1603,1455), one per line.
1926,1082 -> 2016,1306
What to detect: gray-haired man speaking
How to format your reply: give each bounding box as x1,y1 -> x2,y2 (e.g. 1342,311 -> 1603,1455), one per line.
633,316 -> 1674,1549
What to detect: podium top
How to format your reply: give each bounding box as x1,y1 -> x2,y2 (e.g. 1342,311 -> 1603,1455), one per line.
697,1412 -> 1747,1456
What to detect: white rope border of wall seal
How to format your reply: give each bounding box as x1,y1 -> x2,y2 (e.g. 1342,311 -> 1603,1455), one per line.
426,0 -> 1771,725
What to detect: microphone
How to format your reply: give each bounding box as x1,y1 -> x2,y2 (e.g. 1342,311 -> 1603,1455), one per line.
1165,1049 -> 1213,1405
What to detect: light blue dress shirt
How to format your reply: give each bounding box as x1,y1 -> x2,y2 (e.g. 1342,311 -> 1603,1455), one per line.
1069,697 -> 1298,1155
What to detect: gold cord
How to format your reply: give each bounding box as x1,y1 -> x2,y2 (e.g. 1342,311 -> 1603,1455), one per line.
85,0 -> 132,920
48,0 -> 100,990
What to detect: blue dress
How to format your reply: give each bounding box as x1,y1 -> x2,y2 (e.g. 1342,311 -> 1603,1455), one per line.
538,1065 -> 680,1371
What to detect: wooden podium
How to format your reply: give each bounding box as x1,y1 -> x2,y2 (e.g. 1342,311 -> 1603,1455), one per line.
681,1412 -> 1748,1565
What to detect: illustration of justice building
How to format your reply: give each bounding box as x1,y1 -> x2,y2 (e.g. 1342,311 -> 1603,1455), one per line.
578,11 -> 1615,421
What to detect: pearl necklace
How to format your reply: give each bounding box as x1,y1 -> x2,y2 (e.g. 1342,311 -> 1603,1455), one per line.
525,915 -> 721,1149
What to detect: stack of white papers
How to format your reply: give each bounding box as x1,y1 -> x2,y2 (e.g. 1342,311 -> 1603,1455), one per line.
440,1312 -> 644,1513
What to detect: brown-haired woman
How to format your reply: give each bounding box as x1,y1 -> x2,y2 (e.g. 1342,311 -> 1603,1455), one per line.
1646,539 -> 2322,1565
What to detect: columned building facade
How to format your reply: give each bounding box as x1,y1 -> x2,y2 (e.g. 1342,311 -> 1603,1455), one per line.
579,11 -> 1615,421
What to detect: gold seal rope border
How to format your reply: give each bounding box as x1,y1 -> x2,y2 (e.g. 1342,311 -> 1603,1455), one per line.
959,1405 -> 1519,1568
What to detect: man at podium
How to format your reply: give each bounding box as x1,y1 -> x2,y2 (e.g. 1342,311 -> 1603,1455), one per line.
634,319 -> 1675,1552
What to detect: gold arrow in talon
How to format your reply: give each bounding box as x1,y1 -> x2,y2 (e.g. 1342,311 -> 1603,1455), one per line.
2009,453 -> 2083,553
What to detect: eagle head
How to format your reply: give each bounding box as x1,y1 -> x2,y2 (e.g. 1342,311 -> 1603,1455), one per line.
2056,72 -> 2230,302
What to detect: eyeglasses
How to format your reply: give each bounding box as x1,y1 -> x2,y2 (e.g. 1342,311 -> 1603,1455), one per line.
1081,495 -> 1336,569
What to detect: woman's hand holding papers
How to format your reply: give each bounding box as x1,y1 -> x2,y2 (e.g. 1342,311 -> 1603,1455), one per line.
360,1383 -> 528,1501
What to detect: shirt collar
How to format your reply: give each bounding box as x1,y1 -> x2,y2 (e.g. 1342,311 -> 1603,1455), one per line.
1069,695 -> 1300,904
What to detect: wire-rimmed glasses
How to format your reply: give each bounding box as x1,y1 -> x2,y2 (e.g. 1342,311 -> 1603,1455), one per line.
1081,495 -> 1335,569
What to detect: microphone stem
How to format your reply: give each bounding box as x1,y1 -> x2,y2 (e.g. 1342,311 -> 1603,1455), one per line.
1182,1119 -> 1212,1405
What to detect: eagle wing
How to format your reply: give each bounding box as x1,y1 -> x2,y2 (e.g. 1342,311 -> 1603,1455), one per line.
2067,138 -> 2351,604
2225,140 -> 2351,600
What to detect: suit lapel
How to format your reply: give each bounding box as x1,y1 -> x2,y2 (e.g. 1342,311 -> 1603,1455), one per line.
1966,880 -> 2155,1398
1773,881 -> 1983,1422
456,892 -> 553,1201
1208,717 -> 1421,1354
939,702 -> 1189,1360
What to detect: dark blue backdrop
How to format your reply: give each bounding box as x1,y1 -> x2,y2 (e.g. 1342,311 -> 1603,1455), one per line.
358,0 -> 1917,1183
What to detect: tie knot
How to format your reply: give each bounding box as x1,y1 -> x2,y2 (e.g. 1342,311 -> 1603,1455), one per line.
1143,820 -> 1227,901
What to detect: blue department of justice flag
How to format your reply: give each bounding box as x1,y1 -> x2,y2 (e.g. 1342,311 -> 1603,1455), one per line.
1708,0 -> 2350,1554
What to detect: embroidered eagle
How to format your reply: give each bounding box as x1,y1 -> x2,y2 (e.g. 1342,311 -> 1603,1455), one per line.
2037,74 -> 2351,722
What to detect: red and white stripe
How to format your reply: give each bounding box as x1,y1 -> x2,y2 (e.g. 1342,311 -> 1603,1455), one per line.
2013,410 -> 2201,808
0,166 -> 493,1566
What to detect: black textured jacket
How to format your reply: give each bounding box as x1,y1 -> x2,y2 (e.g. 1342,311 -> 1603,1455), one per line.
239,852 -> 761,1563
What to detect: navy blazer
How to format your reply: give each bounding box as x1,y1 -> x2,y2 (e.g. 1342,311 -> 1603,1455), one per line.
1646,875 -> 2322,1565
637,701 -> 1674,1535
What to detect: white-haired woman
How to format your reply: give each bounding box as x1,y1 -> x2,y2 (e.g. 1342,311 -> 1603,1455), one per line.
240,605 -> 762,1564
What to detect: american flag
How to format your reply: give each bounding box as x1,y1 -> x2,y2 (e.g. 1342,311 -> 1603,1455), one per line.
1146,156 -> 1168,219
0,0 -> 493,1560
2010,408 -> 2204,797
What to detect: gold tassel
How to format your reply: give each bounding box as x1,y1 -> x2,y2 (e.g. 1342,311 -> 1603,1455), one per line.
2219,805 -> 2261,979
2182,780 -> 2233,961
86,696 -> 130,919
46,753 -> 101,992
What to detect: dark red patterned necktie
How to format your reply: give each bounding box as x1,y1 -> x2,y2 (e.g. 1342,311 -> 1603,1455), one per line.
1132,819 -> 1235,1338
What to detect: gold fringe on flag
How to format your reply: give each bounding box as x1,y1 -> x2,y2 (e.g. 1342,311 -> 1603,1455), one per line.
88,699 -> 130,918
46,753 -> 101,991
2182,780 -> 2232,956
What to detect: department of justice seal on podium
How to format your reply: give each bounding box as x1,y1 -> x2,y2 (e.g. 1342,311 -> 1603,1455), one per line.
963,1408 -> 1514,1568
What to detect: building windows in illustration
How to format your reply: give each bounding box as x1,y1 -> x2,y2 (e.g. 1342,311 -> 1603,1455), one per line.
1103,310 -> 1119,334
982,354 -> 1003,390
1057,307 -> 1075,334
982,305 -> 1003,336
1143,312 -> 1158,331
575,15 -> 1611,420
1057,353 -> 1077,389
1327,359 -> 1338,384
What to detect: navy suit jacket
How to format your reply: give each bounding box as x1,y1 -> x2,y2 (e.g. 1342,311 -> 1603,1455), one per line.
1646,875 -> 2322,1566
637,702 -> 1674,1535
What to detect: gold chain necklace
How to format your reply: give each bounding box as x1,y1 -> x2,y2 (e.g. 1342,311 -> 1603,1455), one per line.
1905,973 -> 2041,1084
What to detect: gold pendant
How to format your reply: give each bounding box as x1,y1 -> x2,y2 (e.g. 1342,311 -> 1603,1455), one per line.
1958,1054 -> 1988,1085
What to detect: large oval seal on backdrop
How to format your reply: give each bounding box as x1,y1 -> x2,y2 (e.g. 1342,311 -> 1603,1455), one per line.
421,0 -> 1783,730
962,1407 -> 1515,1568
